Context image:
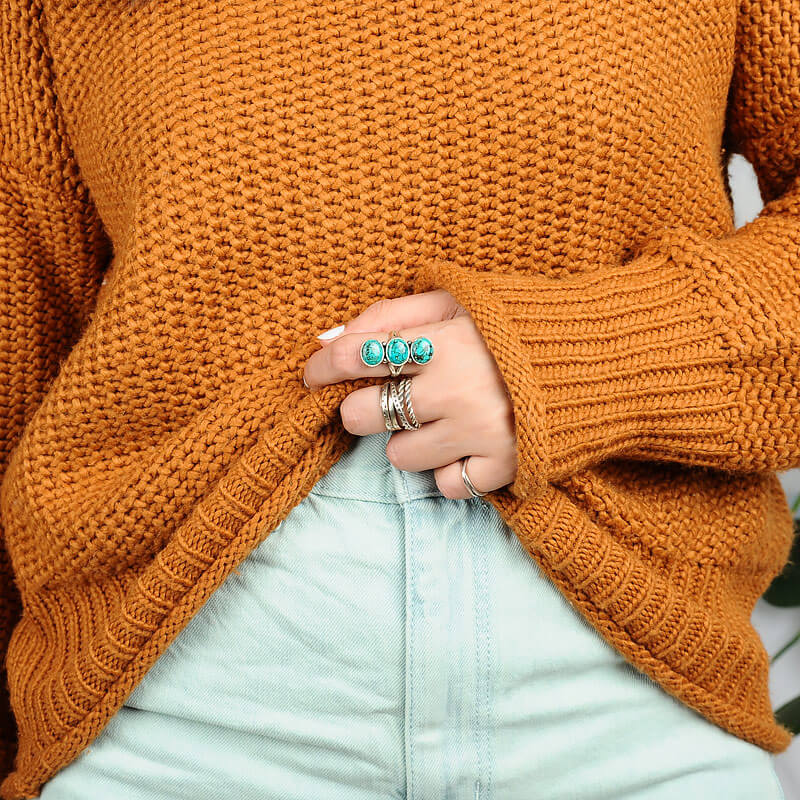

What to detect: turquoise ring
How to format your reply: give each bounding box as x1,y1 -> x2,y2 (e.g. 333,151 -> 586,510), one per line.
360,331 -> 434,376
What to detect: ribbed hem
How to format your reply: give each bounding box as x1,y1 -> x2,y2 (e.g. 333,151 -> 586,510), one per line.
483,481 -> 795,754
412,232 -> 739,491
0,385 -> 793,800
0,384 -> 356,800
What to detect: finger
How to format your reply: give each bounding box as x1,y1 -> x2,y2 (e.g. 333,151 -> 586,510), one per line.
335,289 -> 462,338
383,419 -> 480,473
339,372 -> 448,435
433,459 -> 473,500
433,455 -> 507,500
304,321 -> 445,389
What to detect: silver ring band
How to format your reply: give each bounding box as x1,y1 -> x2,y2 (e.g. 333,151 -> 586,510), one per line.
381,381 -> 403,431
461,457 -> 487,497
387,381 -> 402,431
389,380 -> 414,430
381,376 -> 421,432
398,376 -> 420,428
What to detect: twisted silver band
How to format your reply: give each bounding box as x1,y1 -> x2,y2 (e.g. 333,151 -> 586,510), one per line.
397,376 -> 419,428
389,380 -> 413,429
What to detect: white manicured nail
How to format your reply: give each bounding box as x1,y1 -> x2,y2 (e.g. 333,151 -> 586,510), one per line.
317,324 -> 345,340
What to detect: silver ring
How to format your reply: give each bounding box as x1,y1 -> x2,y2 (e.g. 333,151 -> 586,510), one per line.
390,377 -> 420,430
381,377 -> 421,432
389,380 -> 414,429
398,376 -> 420,428
380,381 -> 403,431
461,457 -> 487,497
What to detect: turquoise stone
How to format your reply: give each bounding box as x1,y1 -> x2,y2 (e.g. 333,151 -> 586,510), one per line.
360,338 -> 384,367
410,336 -> 434,364
386,337 -> 409,366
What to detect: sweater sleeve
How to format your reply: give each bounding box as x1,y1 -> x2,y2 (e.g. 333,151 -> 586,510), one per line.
413,0 -> 800,502
0,0 -> 111,778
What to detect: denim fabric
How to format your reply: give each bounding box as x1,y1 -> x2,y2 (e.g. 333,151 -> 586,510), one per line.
39,430 -> 785,800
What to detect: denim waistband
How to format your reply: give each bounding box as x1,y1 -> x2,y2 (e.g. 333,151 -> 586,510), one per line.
309,430 -> 448,504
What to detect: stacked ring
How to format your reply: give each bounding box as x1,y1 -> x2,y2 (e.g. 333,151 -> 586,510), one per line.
380,376 -> 420,432
360,330 -> 434,376
380,380 -> 401,431
395,376 -> 419,428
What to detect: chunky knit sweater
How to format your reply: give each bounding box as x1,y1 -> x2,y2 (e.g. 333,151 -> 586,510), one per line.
1,0 -> 799,795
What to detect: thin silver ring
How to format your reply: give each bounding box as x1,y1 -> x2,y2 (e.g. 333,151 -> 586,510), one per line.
379,381 -> 393,429
381,381 -> 403,431
461,457 -> 487,497
385,381 -> 402,431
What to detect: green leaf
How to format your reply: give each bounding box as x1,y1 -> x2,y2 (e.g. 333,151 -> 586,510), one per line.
763,518 -> 800,607
775,694 -> 800,736
771,630 -> 800,664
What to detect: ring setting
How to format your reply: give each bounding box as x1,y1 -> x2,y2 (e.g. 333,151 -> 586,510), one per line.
360,331 -> 434,375
360,339 -> 384,367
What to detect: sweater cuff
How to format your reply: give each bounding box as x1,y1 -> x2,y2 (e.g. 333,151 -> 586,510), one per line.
412,229 -> 736,495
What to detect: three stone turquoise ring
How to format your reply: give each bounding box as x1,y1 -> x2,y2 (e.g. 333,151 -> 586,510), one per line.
360,329 -> 434,377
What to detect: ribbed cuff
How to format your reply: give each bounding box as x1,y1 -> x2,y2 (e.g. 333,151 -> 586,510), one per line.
413,230 -> 738,493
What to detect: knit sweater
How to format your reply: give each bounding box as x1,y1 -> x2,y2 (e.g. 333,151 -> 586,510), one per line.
1,0 -> 799,795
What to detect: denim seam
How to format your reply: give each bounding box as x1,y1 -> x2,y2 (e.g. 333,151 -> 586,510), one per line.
305,488 -> 403,505
307,487 -> 442,504
400,470 -> 417,800
473,499 -> 494,799
472,505 -> 483,798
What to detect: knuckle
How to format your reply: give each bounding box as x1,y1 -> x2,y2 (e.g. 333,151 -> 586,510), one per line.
372,297 -> 395,317
441,321 -> 477,363
362,297 -> 394,327
338,398 -> 363,433
329,339 -> 353,372
471,407 -> 504,438
449,311 -> 476,344
436,474 -> 461,500
436,289 -> 461,318
384,436 -> 405,469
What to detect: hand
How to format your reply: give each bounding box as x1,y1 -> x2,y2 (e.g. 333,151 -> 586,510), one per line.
302,289 -> 518,499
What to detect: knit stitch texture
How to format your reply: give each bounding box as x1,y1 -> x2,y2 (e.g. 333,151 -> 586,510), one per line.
1,0 -> 799,795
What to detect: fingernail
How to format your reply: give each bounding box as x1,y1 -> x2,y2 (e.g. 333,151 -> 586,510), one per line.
317,324 -> 345,341
302,374 -> 310,389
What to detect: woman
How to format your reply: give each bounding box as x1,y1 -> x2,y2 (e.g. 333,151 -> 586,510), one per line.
0,0 -> 797,797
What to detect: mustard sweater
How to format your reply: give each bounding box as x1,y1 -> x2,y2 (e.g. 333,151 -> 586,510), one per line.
1,0 -> 799,795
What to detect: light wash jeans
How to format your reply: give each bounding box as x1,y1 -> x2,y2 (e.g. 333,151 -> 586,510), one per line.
39,430 -> 785,799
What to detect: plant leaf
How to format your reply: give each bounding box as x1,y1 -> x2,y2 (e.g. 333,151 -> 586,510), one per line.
771,630 -> 800,664
763,518 -> 800,607
775,694 -> 800,736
